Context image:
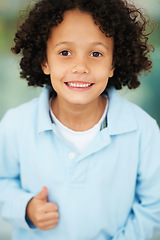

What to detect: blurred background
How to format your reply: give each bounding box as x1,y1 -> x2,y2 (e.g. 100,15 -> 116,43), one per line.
0,0 -> 160,239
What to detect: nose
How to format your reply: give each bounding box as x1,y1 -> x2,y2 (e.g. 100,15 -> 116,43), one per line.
71,56 -> 89,74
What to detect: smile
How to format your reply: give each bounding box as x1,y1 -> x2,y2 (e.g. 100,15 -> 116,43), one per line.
65,82 -> 93,88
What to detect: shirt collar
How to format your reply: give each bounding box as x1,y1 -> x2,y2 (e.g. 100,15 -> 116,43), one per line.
37,86 -> 137,135
37,86 -> 53,133
107,87 -> 137,135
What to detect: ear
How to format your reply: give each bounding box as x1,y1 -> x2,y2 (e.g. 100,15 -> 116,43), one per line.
109,65 -> 115,78
41,61 -> 50,75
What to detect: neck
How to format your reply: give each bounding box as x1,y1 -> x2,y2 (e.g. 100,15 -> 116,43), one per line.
51,96 -> 107,131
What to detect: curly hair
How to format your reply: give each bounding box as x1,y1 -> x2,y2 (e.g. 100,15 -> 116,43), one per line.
12,0 -> 154,92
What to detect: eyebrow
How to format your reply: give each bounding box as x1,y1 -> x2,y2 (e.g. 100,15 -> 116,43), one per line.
55,42 -> 71,47
54,41 -> 109,49
90,42 -> 109,50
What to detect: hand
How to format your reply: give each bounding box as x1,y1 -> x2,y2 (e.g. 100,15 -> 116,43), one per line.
26,186 -> 59,230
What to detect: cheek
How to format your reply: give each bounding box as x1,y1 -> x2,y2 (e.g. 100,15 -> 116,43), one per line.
49,69 -> 66,91
49,59 -> 69,78
50,75 -> 60,89
94,69 -> 110,84
93,61 -> 113,77
49,65 -> 62,82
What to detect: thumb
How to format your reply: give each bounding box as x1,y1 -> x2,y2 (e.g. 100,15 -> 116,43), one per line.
36,186 -> 48,201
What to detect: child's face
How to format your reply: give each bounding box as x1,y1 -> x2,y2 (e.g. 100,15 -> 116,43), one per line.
42,9 -> 114,106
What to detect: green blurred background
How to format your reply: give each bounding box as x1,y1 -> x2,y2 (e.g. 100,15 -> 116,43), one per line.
0,0 -> 160,239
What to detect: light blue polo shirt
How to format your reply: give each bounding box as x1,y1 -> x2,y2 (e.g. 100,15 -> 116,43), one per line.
0,86 -> 160,240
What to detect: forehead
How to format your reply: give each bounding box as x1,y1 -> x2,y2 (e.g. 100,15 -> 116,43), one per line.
48,9 -> 114,47
58,9 -> 98,33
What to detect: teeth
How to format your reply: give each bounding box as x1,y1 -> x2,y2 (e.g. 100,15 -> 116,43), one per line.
67,82 -> 92,88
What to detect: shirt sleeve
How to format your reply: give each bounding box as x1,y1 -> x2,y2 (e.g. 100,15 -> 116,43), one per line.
0,110 -> 35,229
113,121 -> 160,240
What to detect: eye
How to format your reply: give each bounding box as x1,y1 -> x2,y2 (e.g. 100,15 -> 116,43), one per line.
60,50 -> 72,56
90,52 -> 102,57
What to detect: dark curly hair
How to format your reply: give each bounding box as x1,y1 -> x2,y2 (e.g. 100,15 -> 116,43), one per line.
12,0 -> 154,92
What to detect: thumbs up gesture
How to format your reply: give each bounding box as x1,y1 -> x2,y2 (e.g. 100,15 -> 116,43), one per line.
26,186 -> 59,230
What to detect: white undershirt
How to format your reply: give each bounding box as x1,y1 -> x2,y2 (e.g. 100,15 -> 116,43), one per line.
50,98 -> 108,153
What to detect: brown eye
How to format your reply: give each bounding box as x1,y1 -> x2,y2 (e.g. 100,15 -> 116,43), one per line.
91,52 -> 102,57
60,50 -> 71,56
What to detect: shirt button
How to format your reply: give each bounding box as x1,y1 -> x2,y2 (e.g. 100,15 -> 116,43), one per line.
69,152 -> 75,159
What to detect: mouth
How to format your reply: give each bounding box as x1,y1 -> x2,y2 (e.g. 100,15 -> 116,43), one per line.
65,82 -> 94,88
